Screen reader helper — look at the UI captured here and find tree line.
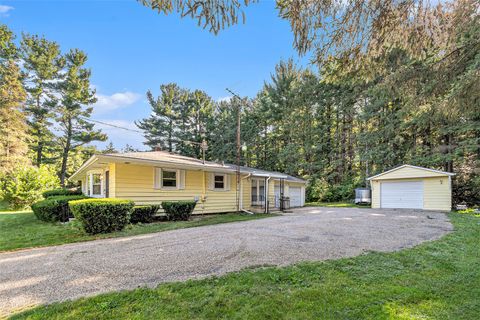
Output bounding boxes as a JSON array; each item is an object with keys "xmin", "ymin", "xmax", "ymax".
[
  {"xmin": 0, "ymin": 24, "xmax": 109, "ymax": 188},
  {"xmin": 1, "ymin": 0, "xmax": 478, "ymax": 207},
  {"xmin": 137, "ymin": 48, "xmax": 479, "ymax": 205},
  {"xmin": 135, "ymin": 0, "xmax": 479, "ymax": 205}
]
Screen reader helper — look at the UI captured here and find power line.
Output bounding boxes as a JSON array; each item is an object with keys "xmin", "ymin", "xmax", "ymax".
[
  {"xmin": 80, "ymin": 117, "xmax": 143, "ymax": 133},
  {"xmin": 80, "ymin": 116, "xmax": 208, "ymax": 158}
]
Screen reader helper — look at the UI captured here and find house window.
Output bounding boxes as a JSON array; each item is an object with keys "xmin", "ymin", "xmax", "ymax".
[
  {"xmin": 162, "ymin": 170, "xmax": 177, "ymax": 188},
  {"xmin": 92, "ymin": 173, "xmax": 102, "ymax": 195},
  {"xmin": 214, "ymin": 174, "xmax": 225, "ymax": 189},
  {"xmin": 87, "ymin": 171, "xmax": 103, "ymax": 197}
]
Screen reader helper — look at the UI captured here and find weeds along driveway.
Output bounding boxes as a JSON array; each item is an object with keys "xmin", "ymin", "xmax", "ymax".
[{"xmin": 0, "ymin": 207, "xmax": 452, "ymax": 316}]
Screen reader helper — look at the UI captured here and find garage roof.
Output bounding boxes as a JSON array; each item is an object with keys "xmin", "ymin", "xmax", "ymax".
[{"xmin": 367, "ymin": 164, "xmax": 455, "ymax": 181}]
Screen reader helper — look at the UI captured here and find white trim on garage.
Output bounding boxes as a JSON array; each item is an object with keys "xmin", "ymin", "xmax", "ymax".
[{"xmin": 367, "ymin": 164, "xmax": 455, "ymax": 180}]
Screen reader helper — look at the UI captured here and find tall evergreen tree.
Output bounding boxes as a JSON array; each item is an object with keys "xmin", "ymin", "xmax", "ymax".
[
  {"xmin": 0, "ymin": 25, "xmax": 29, "ymax": 174},
  {"xmin": 21, "ymin": 34, "xmax": 64, "ymax": 166},
  {"xmin": 136, "ymin": 83, "xmax": 186, "ymax": 152},
  {"xmin": 53, "ymin": 49, "xmax": 106, "ymax": 186}
]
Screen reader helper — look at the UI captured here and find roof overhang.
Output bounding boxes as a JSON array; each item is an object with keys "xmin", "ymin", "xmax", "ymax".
[
  {"xmin": 367, "ymin": 164, "xmax": 456, "ymax": 181},
  {"xmin": 69, "ymin": 154, "xmax": 295, "ymax": 181},
  {"xmin": 69, "ymin": 155, "xmax": 99, "ymax": 181}
]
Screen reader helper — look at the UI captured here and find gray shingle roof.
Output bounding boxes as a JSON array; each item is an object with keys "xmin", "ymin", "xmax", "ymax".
[{"xmin": 104, "ymin": 151, "xmax": 305, "ymax": 183}]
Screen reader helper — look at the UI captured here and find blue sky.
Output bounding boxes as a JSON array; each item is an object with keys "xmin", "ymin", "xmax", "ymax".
[{"xmin": 1, "ymin": 0, "xmax": 309, "ymax": 150}]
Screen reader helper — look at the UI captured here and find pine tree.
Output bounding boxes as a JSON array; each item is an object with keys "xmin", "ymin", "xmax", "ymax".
[
  {"xmin": 0, "ymin": 25, "xmax": 29, "ymax": 174},
  {"xmin": 101, "ymin": 141, "xmax": 118, "ymax": 154},
  {"xmin": 136, "ymin": 83, "xmax": 186, "ymax": 152},
  {"xmin": 53, "ymin": 49, "xmax": 106, "ymax": 186},
  {"xmin": 21, "ymin": 34, "xmax": 64, "ymax": 166}
]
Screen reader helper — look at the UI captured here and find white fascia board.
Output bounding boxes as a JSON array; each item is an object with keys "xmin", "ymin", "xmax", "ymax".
[
  {"xmin": 100, "ymin": 155, "xmax": 236, "ymax": 174},
  {"xmin": 69, "ymin": 156, "xmax": 99, "ymax": 181},
  {"xmin": 367, "ymin": 164, "xmax": 456, "ymax": 180}
]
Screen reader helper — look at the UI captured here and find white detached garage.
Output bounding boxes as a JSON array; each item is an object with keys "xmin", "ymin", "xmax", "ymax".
[{"xmin": 368, "ymin": 165, "xmax": 455, "ymax": 211}]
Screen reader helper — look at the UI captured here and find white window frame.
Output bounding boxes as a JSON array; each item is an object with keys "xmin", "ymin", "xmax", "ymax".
[
  {"xmin": 87, "ymin": 170, "xmax": 104, "ymax": 198},
  {"xmin": 214, "ymin": 174, "xmax": 226, "ymax": 190},
  {"xmin": 161, "ymin": 169, "xmax": 178, "ymax": 189}
]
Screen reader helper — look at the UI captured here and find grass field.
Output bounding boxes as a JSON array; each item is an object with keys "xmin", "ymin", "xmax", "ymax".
[
  {"xmin": 11, "ymin": 213, "xmax": 480, "ymax": 319},
  {"xmin": 305, "ymin": 201, "xmax": 370, "ymax": 208},
  {"xmin": 0, "ymin": 211, "xmax": 275, "ymax": 252}
]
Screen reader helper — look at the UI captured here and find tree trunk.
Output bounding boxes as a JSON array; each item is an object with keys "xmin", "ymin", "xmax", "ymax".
[
  {"xmin": 36, "ymin": 142, "xmax": 43, "ymax": 167},
  {"xmin": 60, "ymin": 118, "xmax": 72, "ymax": 187},
  {"xmin": 35, "ymin": 96, "xmax": 43, "ymax": 167}
]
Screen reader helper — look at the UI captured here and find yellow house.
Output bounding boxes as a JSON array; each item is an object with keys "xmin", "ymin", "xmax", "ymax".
[
  {"xmin": 367, "ymin": 164, "xmax": 455, "ymax": 211},
  {"xmin": 69, "ymin": 151, "xmax": 306, "ymax": 214}
]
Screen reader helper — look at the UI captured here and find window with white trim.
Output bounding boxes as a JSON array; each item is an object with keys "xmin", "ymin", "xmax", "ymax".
[
  {"xmin": 214, "ymin": 174, "xmax": 225, "ymax": 189},
  {"xmin": 162, "ymin": 170, "xmax": 177, "ymax": 188},
  {"xmin": 86, "ymin": 171, "xmax": 104, "ymax": 197},
  {"xmin": 91, "ymin": 173, "xmax": 102, "ymax": 195}
]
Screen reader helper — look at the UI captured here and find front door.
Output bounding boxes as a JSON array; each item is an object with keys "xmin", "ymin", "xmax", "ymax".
[{"xmin": 251, "ymin": 178, "xmax": 266, "ymax": 206}]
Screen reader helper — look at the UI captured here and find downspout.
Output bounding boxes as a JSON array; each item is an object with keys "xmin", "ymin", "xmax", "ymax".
[{"xmin": 241, "ymin": 173, "xmax": 254, "ymax": 215}]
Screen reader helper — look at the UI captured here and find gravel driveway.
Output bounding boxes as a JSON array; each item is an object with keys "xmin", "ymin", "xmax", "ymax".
[{"xmin": 0, "ymin": 207, "xmax": 452, "ymax": 316}]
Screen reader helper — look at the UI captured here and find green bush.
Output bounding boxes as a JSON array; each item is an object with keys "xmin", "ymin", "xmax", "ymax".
[
  {"xmin": 43, "ymin": 188, "xmax": 82, "ymax": 199},
  {"xmin": 130, "ymin": 205, "xmax": 160, "ymax": 224},
  {"xmin": 69, "ymin": 198, "xmax": 134, "ymax": 235},
  {"xmin": 307, "ymin": 178, "xmax": 358, "ymax": 202},
  {"xmin": 0, "ymin": 165, "xmax": 59, "ymax": 210},
  {"xmin": 31, "ymin": 195, "xmax": 89, "ymax": 222},
  {"xmin": 162, "ymin": 201, "xmax": 196, "ymax": 221}
]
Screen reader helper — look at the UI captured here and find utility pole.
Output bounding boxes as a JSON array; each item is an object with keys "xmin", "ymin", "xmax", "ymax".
[{"xmin": 226, "ymin": 88, "xmax": 242, "ymax": 213}]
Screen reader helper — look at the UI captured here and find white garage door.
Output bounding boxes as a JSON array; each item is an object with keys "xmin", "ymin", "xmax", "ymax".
[
  {"xmin": 380, "ymin": 181, "xmax": 423, "ymax": 209},
  {"xmin": 289, "ymin": 187, "xmax": 302, "ymax": 207}
]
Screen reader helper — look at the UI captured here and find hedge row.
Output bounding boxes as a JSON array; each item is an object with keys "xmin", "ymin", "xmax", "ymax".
[
  {"xmin": 32, "ymin": 195, "xmax": 197, "ymax": 234},
  {"xmin": 42, "ymin": 188, "xmax": 82, "ymax": 198},
  {"xmin": 32, "ymin": 195, "xmax": 89, "ymax": 222},
  {"xmin": 69, "ymin": 198, "xmax": 135, "ymax": 235},
  {"xmin": 130, "ymin": 205, "xmax": 160, "ymax": 224},
  {"xmin": 162, "ymin": 201, "xmax": 196, "ymax": 221}
]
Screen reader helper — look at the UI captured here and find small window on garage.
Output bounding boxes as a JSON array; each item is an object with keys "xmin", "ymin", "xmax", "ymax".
[
  {"xmin": 214, "ymin": 174, "xmax": 225, "ymax": 190},
  {"xmin": 162, "ymin": 170, "xmax": 177, "ymax": 188}
]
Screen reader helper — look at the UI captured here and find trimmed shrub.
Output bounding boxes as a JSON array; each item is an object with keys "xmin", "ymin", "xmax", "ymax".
[
  {"xmin": 0, "ymin": 165, "xmax": 59, "ymax": 210},
  {"xmin": 69, "ymin": 198, "xmax": 134, "ymax": 235},
  {"xmin": 32, "ymin": 195, "xmax": 89, "ymax": 222},
  {"xmin": 43, "ymin": 188, "xmax": 82, "ymax": 199},
  {"xmin": 130, "ymin": 205, "xmax": 160, "ymax": 224},
  {"xmin": 162, "ymin": 201, "xmax": 196, "ymax": 221}
]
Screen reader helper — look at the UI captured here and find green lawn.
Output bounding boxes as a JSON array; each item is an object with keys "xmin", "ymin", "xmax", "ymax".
[
  {"xmin": 0, "ymin": 211, "xmax": 275, "ymax": 252},
  {"xmin": 11, "ymin": 213, "xmax": 480, "ymax": 320},
  {"xmin": 306, "ymin": 201, "xmax": 370, "ymax": 208}
]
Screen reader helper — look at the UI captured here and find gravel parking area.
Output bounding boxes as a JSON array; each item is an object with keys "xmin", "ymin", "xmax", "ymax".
[{"xmin": 0, "ymin": 207, "xmax": 452, "ymax": 316}]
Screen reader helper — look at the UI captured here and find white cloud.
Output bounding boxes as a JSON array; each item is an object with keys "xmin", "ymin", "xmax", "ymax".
[
  {"xmin": 93, "ymin": 91, "xmax": 141, "ymax": 115},
  {"xmin": 0, "ymin": 5, "xmax": 13, "ymax": 16},
  {"xmin": 92, "ymin": 119, "xmax": 146, "ymax": 151},
  {"xmin": 216, "ymin": 96, "xmax": 232, "ymax": 103}
]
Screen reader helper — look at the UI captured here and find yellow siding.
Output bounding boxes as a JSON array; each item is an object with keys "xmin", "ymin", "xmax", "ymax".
[
  {"xmin": 114, "ymin": 163, "xmax": 244, "ymax": 214},
  {"xmin": 423, "ymin": 177, "xmax": 451, "ymax": 211},
  {"xmin": 241, "ymin": 177, "xmax": 252, "ymax": 209},
  {"xmin": 371, "ymin": 177, "xmax": 451, "ymax": 211},
  {"xmin": 370, "ymin": 180, "xmax": 380, "ymax": 208},
  {"xmin": 373, "ymin": 166, "xmax": 447, "ymax": 180},
  {"xmin": 108, "ymin": 163, "xmax": 116, "ymax": 198}
]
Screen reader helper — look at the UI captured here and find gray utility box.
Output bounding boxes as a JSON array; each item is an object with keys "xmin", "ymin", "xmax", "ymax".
[{"xmin": 355, "ymin": 188, "xmax": 371, "ymax": 204}]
